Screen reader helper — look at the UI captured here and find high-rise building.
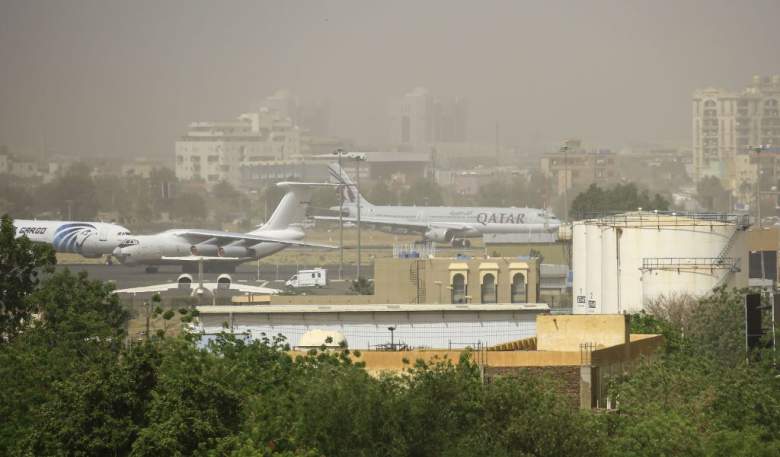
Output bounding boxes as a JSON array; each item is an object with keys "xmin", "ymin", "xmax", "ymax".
[
  {"xmin": 692, "ymin": 75, "xmax": 780, "ymax": 191},
  {"xmin": 389, "ymin": 87, "xmax": 468, "ymax": 147}
]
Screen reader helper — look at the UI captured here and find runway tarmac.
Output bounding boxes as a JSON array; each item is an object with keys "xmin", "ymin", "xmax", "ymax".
[{"xmin": 57, "ymin": 262, "xmax": 372, "ymax": 291}]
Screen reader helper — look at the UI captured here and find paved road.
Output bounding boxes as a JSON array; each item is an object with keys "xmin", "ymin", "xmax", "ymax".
[{"xmin": 57, "ymin": 262, "xmax": 373, "ymax": 290}]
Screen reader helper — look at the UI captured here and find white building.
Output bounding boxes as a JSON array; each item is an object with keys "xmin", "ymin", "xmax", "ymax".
[
  {"xmin": 692, "ymin": 75, "xmax": 780, "ymax": 192},
  {"xmin": 195, "ymin": 303, "xmax": 548, "ymax": 349},
  {"xmin": 175, "ymin": 109, "xmax": 301, "ymax": 187}
]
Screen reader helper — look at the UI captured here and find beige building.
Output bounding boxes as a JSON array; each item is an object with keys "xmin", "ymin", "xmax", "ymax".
[
  {"xmin": 175, "ymin": 109, "xmax": 301, "ymax": 187},
  {"xmin": 692, "ymin": 75, "xmax": 780, "ymax": 197},
  {"xmin": 373, "ymin": 256, "xmax": 541, "ymax": 305},
  {"xmin": 271, "ymin": 256, "xmax": 541, "ymax": 306},
  {"xmin": 540, "ymin": 139, "xmax": 617, "ymax": 196}
]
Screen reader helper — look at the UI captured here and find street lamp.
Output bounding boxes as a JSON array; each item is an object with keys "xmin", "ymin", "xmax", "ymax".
[
  {"xmin": 749, "ymin": 144, "xmax": 771, "ymax": 227},
  {"xmin": 331, "ymin": 149, "xmax": 367, "ymax": 280},
  {"xmin": 388, "ymin": 326, "xmax": 396, "ymax": 351}
]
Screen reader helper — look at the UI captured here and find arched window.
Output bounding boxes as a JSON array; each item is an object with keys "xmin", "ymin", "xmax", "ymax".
[
  {"xmin": 511, "ymin": 273, "xmax": 527, "ymax": 303},
  {"xmin": 481, "ymin": 273, "xmax": 497, "ymax": 304},
  {"xmin": 451, "ymin": 273, "xmax": 467, "ymax": 304}
]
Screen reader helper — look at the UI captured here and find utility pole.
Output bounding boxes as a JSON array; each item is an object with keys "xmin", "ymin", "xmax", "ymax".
[
  {"xmin": 750, "ymin": 145, "xmax": 769, "ymax": 227},
  {"xmin": 356, "ymin": 157, "xmax": 362, "ymax": 280},
  {"xmin": 337, "ymin": 150, "xmax": 344, "ymax": 281}
]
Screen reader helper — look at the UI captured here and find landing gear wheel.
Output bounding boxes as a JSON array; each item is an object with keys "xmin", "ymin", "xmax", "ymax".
[
  {"xmin": 464, "ymin": 239, "xmax": 471, "ymax": 248},
  {"xmin": 144, "ymin": 266, "xmax": 159, "ymax": 274}
]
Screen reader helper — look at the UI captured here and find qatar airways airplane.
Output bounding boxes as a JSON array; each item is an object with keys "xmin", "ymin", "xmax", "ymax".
[{"xmin": 316, "ymin": 163, "xmax": 560, "ymax": 247}]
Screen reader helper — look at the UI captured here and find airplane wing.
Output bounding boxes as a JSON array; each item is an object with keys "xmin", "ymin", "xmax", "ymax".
[
  {"xmin": 169, "ymin": 230, "xmax": 336, "ymax": 249},
  {"xmin": 114, "ymin": 283, "xmax": 180, "ymax": 294},
  {"xmin": 313, "ymin": 215, "xmax": 471, "ymax": 232},
  {"xmin": 161, "ymin": 255, "xmax": 244, "ymax": 262},
  {"xmin": 202, "ymin": 282, "xmax": 281, "ymax": 294},
  {"xmin": 114, "ymin": 282, "xmax": 281, "ymax": 295}
]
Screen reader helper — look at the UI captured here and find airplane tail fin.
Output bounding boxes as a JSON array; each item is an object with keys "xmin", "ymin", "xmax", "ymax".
[
  {"xmin": 327, "ymin": 162, "xmax": 373, "ymax": 207},
  {"xmin": 256, "ymin": 182, "xmax": 336, "ymax": 231}
]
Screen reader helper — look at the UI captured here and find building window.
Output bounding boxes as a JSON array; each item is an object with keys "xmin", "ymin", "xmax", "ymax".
[
  {"xmin": 511, "ymin": 273, "xmax": 527, "ymax": 303},
  {"xmin": 481, "ymin": 273, "xmax": 497, "ymax": 304},
  {"xmin": 451, "ymin": 273, "xmax": 467, "ymax": 304},
  {"xmin": 207, "ymin": 155, "xmax": 219, "ymax": 163}
]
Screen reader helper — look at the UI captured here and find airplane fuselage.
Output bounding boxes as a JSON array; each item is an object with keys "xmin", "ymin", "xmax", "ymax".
[
  {"xmin": 114, "ymin": 228, "xmax": 304, "ymax": 266},
  {"xmin": 334, "ymin": 204, "xmax": 559, "ymax": 236},
  {"xmin": 14, "ymin": 219, "xmax": 132, "ymax": 258}
]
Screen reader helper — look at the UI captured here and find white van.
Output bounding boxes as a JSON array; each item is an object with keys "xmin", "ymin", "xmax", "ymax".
[{"xmin": 286, "ymin": 268, "xmax": 327, "ymax": 288}]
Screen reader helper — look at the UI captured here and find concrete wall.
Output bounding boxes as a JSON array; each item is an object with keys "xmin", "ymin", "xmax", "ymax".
[{"xmin": 536, "ymin": 314, "xmax": 628, "ymax": 352}]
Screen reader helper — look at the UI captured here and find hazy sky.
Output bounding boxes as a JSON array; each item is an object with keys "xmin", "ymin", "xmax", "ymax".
[{"xmin": 1, "ymin": 0, "xmax": 779, "ymax": 158}]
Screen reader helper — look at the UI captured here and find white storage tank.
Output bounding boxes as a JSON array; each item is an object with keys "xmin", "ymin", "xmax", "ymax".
[
  {"xmin": 572, "ymin": 222, "xmax": 588, "ymax": 312},
  {"xmin": 573, "ymin": 212, "xmax": 739, "ymax": 314}
]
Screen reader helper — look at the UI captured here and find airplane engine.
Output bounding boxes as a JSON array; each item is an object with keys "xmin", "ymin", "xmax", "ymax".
[
  {"xmin": 216, "ymin": 274, "xmax": 232, "ymax": 290},
  {"xmin": 190, "ymin": 244, "xmax": 219, "ymax": 256},
  {"xmin": 424, "ymin": 228, "xmax": 454, "ymax": 243},
  {"xmin": 190, "ymin": 245, "xmax": 252, "ymax": 258},
  {"xmin": 177, "ymin": 274, "xmax": 193, "ymax": 289},
  {"xmin": 217, "ymin": 246, "xmax": 254, "ymax": 258}
]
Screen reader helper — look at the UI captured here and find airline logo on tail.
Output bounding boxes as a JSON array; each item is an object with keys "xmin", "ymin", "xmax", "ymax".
[
  {"xmin": 327, "ymin": 164, "xmax": 357, "ymax": 204},
  {"xmin": 53, "ymin": 223, "xmax": 96, "ymax": 253}
]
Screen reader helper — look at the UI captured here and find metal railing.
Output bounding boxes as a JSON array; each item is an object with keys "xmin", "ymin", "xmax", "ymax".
[
  {"xmin": 576, "ymin": 211, "xmax": 750, "ymax": 228},
  {"xmin": 641, "ymin": 257, "xmax": 738, "ymax": 270}
]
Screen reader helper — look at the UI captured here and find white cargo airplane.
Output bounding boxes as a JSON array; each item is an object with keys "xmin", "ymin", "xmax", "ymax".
[
  {"xmin": 316, "ymin": 163, "xmax": 560, "ymax": 246},
  {"xmin": 112, "ymin": 182, "xmax": 335, "ymax": 272},
  {"xmin": 14, "ymin": 219, "xmax": 132, "ymax": 258}
]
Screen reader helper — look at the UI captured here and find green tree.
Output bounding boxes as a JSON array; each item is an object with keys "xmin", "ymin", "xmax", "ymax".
[
  {"xmin": 570, "ymin": 183, "xmax": 669, "ymax": 217},
  {"xmin": 0, "ymin": 215, "xmax": 56, "ymax": 341},
  {"xmin": 367, "ymin": 180, "xmax": 395, "ymax": 205},
  {"xmin": 696, "ymin": 176, "xmax": 731, "ymax": 212},
  {"xmin": 400, "ymin": 178, "xmax": 444, "ymax": 206},
  {"xmin": 171, "ymin": 192, "xmax": 207, "ymax": 223},
  {"xmin": 42, "ymin": 162, "xmax": 100, "ymax": 219}
]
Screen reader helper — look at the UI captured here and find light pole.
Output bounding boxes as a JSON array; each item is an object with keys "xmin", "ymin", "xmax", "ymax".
[
  {"xmin": 749, "ymin": 145, "xmax": 770, "ymax": 227},
  {"xmin": 356, "ymin": 156, "xmax": 363, "ymax": 280},
  {"xmin": 388, "ymin": 326, "xmax": 396, "ymax": 351},
  {"xmin": 337, "ymin": 150, "xmax": 344, "ymax": 280},
  {"xmin": 330, "ymin": 150, "xmax": 367, "ymax": 280}
]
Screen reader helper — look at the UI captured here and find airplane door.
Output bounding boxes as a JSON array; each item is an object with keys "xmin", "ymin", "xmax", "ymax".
[{"xmin": 98, "ymin": 225, "xmax": 109, "ymax": 242}]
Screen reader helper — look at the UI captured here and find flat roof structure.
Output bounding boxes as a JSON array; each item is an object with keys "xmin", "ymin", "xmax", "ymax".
[{"xmin": 195, "ymin": 303, "xmax": 549, "ymax": 350}]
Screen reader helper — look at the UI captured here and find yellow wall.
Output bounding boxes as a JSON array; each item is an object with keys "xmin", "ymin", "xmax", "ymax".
[
  {"xmin": 485, "ymin": 242, "xmax": 569, "ymax": 265},
  {"xmin": 536, "ymin": 314, "xmax": 628, "ymax": 352},
  {"xmin": 373, "ymin": 257, "xmax": 541, "ymax": 304},
  {"xmin": 286, "ymin": 333, "xmax": 662, "ymax": 376}
]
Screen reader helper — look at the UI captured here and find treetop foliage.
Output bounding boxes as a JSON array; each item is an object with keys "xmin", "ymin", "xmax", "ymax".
[
  {"xmin": 1, "ymin": 216, "xmax": 779, "ymax": 456},
  {"xmin": 571, "ymin": 183, "xmax": 670, "ymax": 217}
]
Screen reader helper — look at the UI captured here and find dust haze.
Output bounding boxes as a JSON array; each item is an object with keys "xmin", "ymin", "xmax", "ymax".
[{"xmin": 2, "ymin": 0, "xmax": 779, "ymax": 157}]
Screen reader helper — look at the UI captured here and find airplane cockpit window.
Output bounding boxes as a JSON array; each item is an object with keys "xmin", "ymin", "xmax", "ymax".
[{"xmin": 118, "ymin": 239, "xmax": 139, "ymax": 248}]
